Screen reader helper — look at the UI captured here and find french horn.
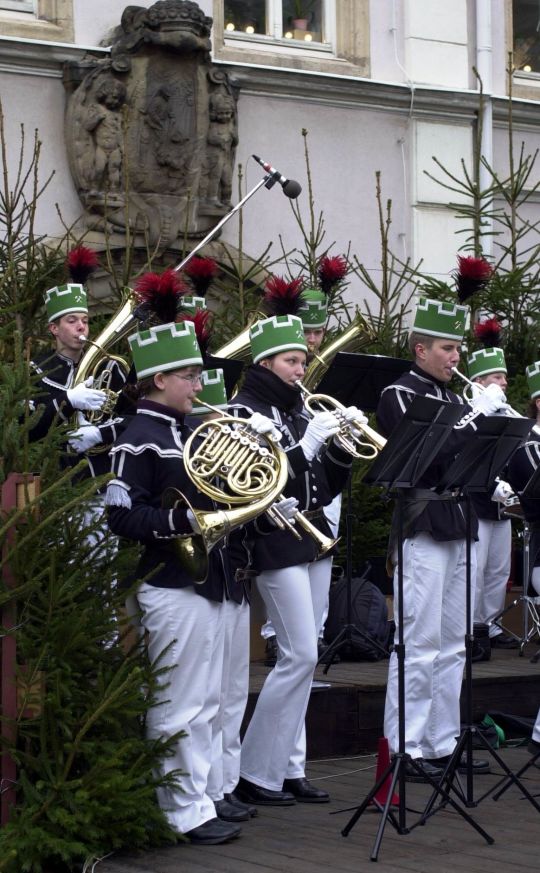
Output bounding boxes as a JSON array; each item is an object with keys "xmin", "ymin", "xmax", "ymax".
[{"xmin": 176, "ymin": 408, "xmax": 338, "ymax": 581}]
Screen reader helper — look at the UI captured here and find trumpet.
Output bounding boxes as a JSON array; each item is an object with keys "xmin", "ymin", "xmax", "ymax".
[
  {"xmin": 296, "ymin": 383, "xmax": 386, "ymax": 460},
  {"xmin": 451, "ymin": 368, "xmax": 523, "ymax": 418}
]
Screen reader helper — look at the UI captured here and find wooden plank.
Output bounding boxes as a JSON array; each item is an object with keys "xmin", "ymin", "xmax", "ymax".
[{"xmin": 99, "ymin": 748, "xmax": 540, "ymax": 873}]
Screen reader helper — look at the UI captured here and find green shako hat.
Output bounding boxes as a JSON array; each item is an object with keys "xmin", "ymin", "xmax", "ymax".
[
  {"xmin": 129, "ymin": 321, "xmax": 203, "ymax": 379},
  {"xmin": 178, "ymin": 296, "xmax": 206, "ymax": 315},
  {"xmin": 468, "ymin": 347, "xmax": 507, "ymax": 380},
  {"xmin": 526, "ymin": 361, "xmax": 540, "ymax": 399},
  {"xmin": 250, "ymin": 314, "xmax": 307, "ymax": 364},
  {"xmin": 413, "ymin": 297, "xmax": 468, "ymax": 340},
  {"xmin": 298, "ymin": 289, "xmax": 328, "ymax": 328},
  {"xmin": 191, "ymin": 368, "xmax": 227, "ymax": 416},
  {"xmin": 44, "ymin": 283, "xmax": 88, "ymax": 323}
]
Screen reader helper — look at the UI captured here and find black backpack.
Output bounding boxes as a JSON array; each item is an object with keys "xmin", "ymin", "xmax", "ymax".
[{"xmin": 324, "ymin": 564, "xmax": 390, "ymax": 662}]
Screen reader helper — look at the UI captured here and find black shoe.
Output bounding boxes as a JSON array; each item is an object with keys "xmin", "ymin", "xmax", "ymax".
[
  {"xmin": 214, "ymin": 798, "xmax": 250, "ymax": 822},
  {"xmin": 236, "ymin": 777, "xmax": 296, "ymax": 806},
  {"xmin": 283, "ymin": 777, "xmax": 330, "ymax": 803},
  {"xmin": 264, "ymin": 636, "xmax": 278, "ymax": 667},
  {"xmin": 490, "ymin": 633, "xmax": 519, "ymax": 649},
  {"xmin": 403, "ymin": 758, "xmax": 445, "ymax": 783},
  {"xmin": 185, "ymin": 817, "xmax": 241, "ymax": 845},
  {"xmin": 317, "ymin": 640, "xmax": 340, "ymax": 665},
  {"xmin": 471, "ymin": 639, "xmax": 490, "ymax": 662},
  {"xmin": 427, "ymin": 754, "xmax": 491, "ymax": 775},
  {"xmin": 224, "ymin": 792, "xmax": 258, "ymax": 818},
  {"xmin": 528, "ymin": 738, "xmax": 540, "ymax": 757}
]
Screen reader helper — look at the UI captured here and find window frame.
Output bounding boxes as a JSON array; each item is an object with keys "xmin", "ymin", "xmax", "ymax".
[
  {"xmin": 213, "ymin": 0, "xmax": 370, "ymax": 78},
  {"xmin": 223, "ymin": 0, "xmax": 334, "ymax": 51},
  {"xmin": 0, "ymin": 0, "xmax": 74, "ymax": 42}
]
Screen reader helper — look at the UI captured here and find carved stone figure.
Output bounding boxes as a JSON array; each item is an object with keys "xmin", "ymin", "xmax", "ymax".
[
  {"xmin": 199, "ymin": 89, "xmax": 239, "ymax": 207},
  {"xmin": 63, "ymin": 1, "xmax": 238, "ymax": 247}
]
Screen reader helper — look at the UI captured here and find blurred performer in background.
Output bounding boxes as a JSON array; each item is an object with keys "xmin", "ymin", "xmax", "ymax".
[
  {"xmin": 507, "ymin": 362, "xmax": 540, "ymax": 760},
  {"xmin": 466, "ymin": 336, "xmax": 518, "ymax": 651},
  {"xmin": 231, "ymin": 313, "xmax": 363, "ymax": 806},
  {"xmin": 29, "ymin": 247, "xmax": 127, "ymax": 551},
  {"xmin": 376, "ymin": 299, "xmax": 503, "ymax": 781}
]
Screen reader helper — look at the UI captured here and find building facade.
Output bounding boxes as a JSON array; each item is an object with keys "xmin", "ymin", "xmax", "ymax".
[{"xmin": 0, "ymin": 1, "xmax": 539, "ymax": 292}]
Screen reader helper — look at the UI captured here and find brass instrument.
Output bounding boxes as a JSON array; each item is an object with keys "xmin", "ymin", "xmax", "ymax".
[
  {"xmin": 297, "ymin": 382, "xmax": 386, "ymax": 460},
  {"xmin": 451, "ymin": 367, "xmax": 523, "ymax": 418},
  {"xmin": 212, "ymin": 311, "xmax": 263, "ymax": 364},
  {"xmin": 178, "ymin": 409, "xmax": 338, "ymax": 579},
  {"xmin": 72, "ymin": 296, "xmax": 135, "ymax": 430},
  {"xmin": 302, "ymin": 313, "xmax": 374, "ymax": 390},
  {"xmin": 78, "ymin": 337, "xmax": 130, "ymax": 425}
]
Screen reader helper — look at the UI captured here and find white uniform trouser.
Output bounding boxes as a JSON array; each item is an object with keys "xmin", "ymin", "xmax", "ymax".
[
  {"xmin": 240, "ymin": 558, "xmax": 332, "ymax": 791},
  {"xmin": 261, "ymin": 497, "xmax": 341, "ymax": 643},
  {"xmin": 473, "ymin": 518, "xmax": 511, "ymax": 637},
  {"xmin": 385, "ymin": 533, "xmax": 474, "ymax": 760},
  {"xmin": 137, "ymin": 583, "xmax": 224, "ymax": 834},
  {"xmin": 207, "ymin": 598, "xmax": 250, "ymax": 799},
  {"xmin": 533, "ymin": 707, "xmax": 540, "ymax": 744}
]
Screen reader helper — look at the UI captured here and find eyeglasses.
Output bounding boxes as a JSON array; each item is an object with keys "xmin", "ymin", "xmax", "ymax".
[{"xmin": 170, "ymin": 372, "xmax": 203, "ymax": 385}]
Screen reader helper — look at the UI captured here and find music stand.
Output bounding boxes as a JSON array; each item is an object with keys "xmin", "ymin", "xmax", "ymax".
[
  {"xmin": 337, "ymin": 396, "xmax": 494, "ymax": 860},
  {"xmin": 316, "ymin": 355, "xmax": 410, "ymax": 670},
  {"xmin": 418, "ymin": 414, "xmax": 540, "ymax": 816}
]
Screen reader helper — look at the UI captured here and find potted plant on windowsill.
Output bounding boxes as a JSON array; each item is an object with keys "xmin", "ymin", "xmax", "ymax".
[{"xmin": 291, "ymin": 0, "xmax": 315, "ymax": 31}]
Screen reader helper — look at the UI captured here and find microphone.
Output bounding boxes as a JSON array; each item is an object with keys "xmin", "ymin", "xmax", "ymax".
[{"xmin": 252, "ymin": 155, "xmax": 302, "ymax": 199}]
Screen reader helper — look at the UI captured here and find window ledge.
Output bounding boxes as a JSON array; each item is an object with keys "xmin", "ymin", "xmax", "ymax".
[{"xmin": 0, "ymin": 1, "xmax": 74, "ymax": 43}]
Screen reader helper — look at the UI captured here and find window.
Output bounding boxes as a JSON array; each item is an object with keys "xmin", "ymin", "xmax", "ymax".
[
  {"xmin": 0, "ymin": 1, "xmax": 35, "ymax": 10},
  {"xmin": 213, "ymin": 0, "xmax": 369, "ymax": 79},
  {"xmin": 513, "ymin": 0, "xmax": 540, "ymax": 73},
  {"xmin": 224, "ymin": 0, "xmax": 330, "ymax": 48},
  {"xmin": 0, "ymin": 1, "xmax": 73, "ymax": 41}
]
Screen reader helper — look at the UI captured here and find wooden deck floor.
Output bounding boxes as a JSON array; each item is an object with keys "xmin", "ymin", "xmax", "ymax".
[{"xmin": 99, "ymin": 747, "xmax": 540, "ymax": 873}]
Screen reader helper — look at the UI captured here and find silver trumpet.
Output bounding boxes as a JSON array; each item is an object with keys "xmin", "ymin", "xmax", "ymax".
[{"xmin": 451, "ymin": 367, "xmax": 523, "ymax": 418}]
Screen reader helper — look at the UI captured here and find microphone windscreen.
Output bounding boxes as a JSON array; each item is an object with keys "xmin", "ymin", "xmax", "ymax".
[{"xmin": 282, "ymin": 179, "xmax": 302, "ymax": 199}]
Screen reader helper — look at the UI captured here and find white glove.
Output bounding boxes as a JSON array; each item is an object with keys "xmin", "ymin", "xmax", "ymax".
[
  {"xmin": 67, "ymin": 425, "xmax": 103, "ymax": 453},
  {"xmin": 299, "ymin": 411, "xmax": 340, "ymax": 461},
  {"xmin": 470, "ymin": 383, "xmax": 507, "ymax": 416},
  {"xmin": 270, "ymin": 496, "xmax": 299, "ymax": 526},
  {"xmin": 491, "ymin": 480, "xmax": 515, "ymax": 504},
  {"xmin": 340, "ymin": 405, "xmax": 368, "ymax": 426},
  {"xmin": 186, "ymin": 509, "xmax": 201, "ymax": 533},
  {"xmin": 66, "ymin": 378, "xmax": 107, "ymax": 412},
  {"xmin": 469, "ymin": 382, "xmax": 484, "ymax": 400},
  {"xmin": 246, "ymin": 412, "xmax": 282, "ymax": 443}
]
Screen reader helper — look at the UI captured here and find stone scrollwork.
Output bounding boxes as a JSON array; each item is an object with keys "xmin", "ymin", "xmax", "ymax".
[{"xmin": 63, "ymin": 1, "xmax": 238, "ymax": 247}]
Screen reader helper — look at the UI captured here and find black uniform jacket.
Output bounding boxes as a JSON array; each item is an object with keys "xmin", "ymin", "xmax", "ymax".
[
  {"xmin": 228, "ymin": 364, "xmax": 353, "ymax": 572},
  {"xmin": 507, "ymin": 425, "xmax": 540, "ymax": 572},
  {"xmin": 106, "ymin": 400, "xmax": 246, "ymax": 603},
  {"xmin": 28, "ymin": 349, "xmax": 128, "ymax": 481},
  {"xmin": 377, "ymin": 364, "xmax": 484, "ymax": 542}
]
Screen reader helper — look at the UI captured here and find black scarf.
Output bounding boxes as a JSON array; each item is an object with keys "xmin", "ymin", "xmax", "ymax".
[{"xmin": 242, "ymin": 364, "xmax": 304, "ymax": 414}]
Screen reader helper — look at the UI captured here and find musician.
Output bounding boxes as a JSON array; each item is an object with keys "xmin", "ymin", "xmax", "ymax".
[
  {"xmin": 262, "ymin": 287, "xmax": 338, "ymax": 666},
  {"xmin": 188, "ymin": 368, "xmax": 257, "ymax": 823},
  {"xmin": 467, "ymin": 347, "xmax": 518, "ymax": 650},
  {"xmin": 230, "ymin": 314, "xmax": 363, "ymax": 805},
  {"xmin": 105, "ymin": 322, "xmax": 277, "ymax": 844},
  {"xmin": 376, "ymin": 298, "xmax": 504, "ymax": 781}
]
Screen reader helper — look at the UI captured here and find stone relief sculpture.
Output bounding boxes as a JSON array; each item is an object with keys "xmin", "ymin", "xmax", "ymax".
[{"xmin": 63, "ymin": 0, "xmax": 238, "ymax": 247}]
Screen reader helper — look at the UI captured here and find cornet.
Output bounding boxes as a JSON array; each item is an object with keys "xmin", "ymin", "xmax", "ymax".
[{"xmin": 296, "ymin": 382, "xmax": 386, "ymax": 460}]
